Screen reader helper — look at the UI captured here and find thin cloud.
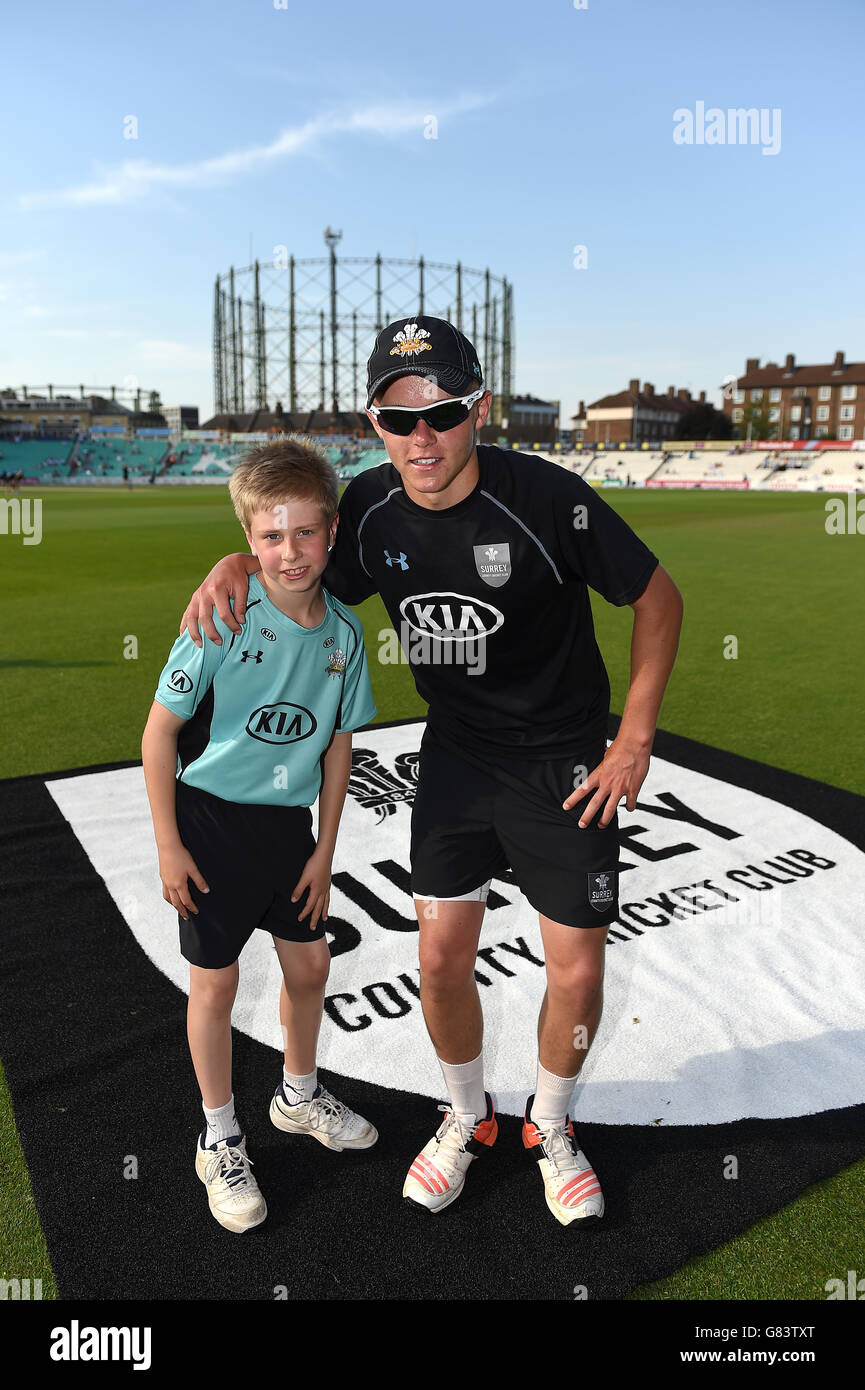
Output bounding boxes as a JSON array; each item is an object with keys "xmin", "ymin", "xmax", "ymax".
[
  {"xmin": 22, "ymin": 301, "xmax": 120, "ymax": 318},
  {"xmin": 138, "ymin": 340, "xmax": 211, "ymax": 369},
  {"xmin": 0, "ymin": 249, "xmax": 45, "ymax": 266},
  {"xmin": 18, "ymin": 94, "xmax": 490, "ymax": 211}
]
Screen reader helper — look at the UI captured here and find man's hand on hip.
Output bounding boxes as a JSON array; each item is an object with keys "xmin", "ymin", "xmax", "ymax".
[
  {"xmin": 179, "ymin": 553, "xmax": 259, "ymax": 647},
  {"xmin": 563, "ymin": 735, "xmax": 652, "ymax": 828}
]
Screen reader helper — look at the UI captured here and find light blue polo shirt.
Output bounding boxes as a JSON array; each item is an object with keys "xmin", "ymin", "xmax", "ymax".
[{"xmin": 154, "ymin": 574, "xmax": 376, "ymax": 805}]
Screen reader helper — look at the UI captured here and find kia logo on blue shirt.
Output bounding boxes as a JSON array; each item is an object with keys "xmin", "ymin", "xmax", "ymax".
[{"xmin": 245, "ymin": 703, "xmax": 317, "ymax": 744}]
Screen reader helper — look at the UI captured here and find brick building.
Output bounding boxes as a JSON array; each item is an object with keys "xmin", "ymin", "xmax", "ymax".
[
  {"xmin": 723, "ymin": 352, "xmax": 864, "ymax": 440},
  {"xmin": 0, "ymin": 392, "xmax": 131, "ymax": 439},
  {"xmin": 572, "ymin": 381, "xmax": 707, "ymax": 445},
  {"xmin": 506, "ymin": 394, "xmax": 559, "ymax": 443}
]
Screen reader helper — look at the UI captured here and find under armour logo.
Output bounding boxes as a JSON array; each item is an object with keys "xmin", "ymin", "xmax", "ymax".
[
  {"xmin": 241, "ymin": 650, "xmax": 263, "ymax": 663},
  {"xmin": 384, "ymin": 550, "xmax": 409, "ymax": 570}
]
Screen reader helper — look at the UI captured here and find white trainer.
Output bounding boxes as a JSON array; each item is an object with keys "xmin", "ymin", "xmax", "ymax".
[
  {"xmin": 403, "ymin": 1094, "xmax": 498, "ymax": 1213},
  {"xmin": 194, "ymin": 1132, "xmax": 267, "ymax": 1233},
  {"xmin": 269, "ymin": 1083, "xmax": 378, "ymax": 1151},
  {"xmin": 522, "ymin": 1098, "xmax": 604, "ymax": 1226}
]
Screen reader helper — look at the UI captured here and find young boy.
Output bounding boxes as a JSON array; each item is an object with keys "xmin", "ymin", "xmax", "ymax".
[{"xmin": 141, "ymin": 438, "xmax": 378, "ymax": 1234}]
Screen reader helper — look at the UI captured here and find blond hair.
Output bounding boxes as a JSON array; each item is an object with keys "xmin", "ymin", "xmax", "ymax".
[{"xmin": 228, "ymin": 435, "xmax": 339, "ymax": 532}]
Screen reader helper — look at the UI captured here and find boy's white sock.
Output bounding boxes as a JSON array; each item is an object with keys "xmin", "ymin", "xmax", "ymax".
[
  {"xmin": 282, "ymin": 1066, "xmax": 317, "ymax": 1105},
  {"xmin": 203, "ymin": 1095, "xmax": 239, "ymax": 1146},
  {"xmin": 438, "ymin": 1050, "xmax": 486, "ymax": 1122},
  {"xmin": 531, "ymin": 1062, "xmax": 579, "ymax": 1128}
]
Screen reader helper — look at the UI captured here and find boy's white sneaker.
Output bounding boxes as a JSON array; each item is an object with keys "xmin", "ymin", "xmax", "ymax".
[
  {"xmin": 194, "ymin": 1132, "xmax": 267, "ymax": 1233},
  {"xmin": 269, "ymin": 1083, "xmax": 378, "ymax": 1151}
]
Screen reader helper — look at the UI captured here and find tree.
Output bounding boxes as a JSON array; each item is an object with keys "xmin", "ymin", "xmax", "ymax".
[
  {"xmin": 674, "ymin": 402, "xmax": 734, "ymax": 441},
  {"xmin": 732, "ymin": 398, "xmax": 776, "ymax": 440},
  {"xmin": 148, "ymin": 390, "xmax": 163, "ymax": 414}
]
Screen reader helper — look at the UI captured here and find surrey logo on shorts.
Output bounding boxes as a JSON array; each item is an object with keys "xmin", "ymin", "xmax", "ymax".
[
  {"xmin": 588, "ymin": 871, "xmax": 616, "ymax": 912},
  {"xmin": 388, "ymin": 322, "xmax": 431, "ymax": 358},
  {"xmin": 473, "ymin": 543, "xmax": 511, "ymax": 588},
  {"xmin": 168, "ymin": 670, "xmax": 193, "ymax": 694}
]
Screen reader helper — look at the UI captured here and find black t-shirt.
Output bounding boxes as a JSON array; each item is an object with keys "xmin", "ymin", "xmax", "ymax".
[{"xmin": 323, "ymin": 445, "xmax": 658, "ymax": 760}]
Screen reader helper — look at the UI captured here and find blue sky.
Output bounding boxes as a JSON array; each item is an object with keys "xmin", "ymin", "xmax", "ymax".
[{"xmin": 2, "ymin": 0, "xmax": 863, "ymax": 425}]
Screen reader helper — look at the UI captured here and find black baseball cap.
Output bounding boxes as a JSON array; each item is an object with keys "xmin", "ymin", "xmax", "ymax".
[{"xmin": 366, "ymin": 315, "xmax": 484, "ymax": 409}]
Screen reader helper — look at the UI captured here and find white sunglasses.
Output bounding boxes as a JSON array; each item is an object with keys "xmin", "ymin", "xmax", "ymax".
[{"xmin": 368, "ymin": 386, "xmax": 485, "ymax": 435}]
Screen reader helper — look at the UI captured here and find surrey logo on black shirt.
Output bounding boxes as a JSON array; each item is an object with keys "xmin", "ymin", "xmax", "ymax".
[{"xmin": 473, "ymin": 542, "xmax": 511, "ymax": 588}]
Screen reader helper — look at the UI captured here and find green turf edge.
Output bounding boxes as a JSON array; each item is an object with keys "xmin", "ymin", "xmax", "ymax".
[
  {"xmin": 629, "ymin": 1154, "xmax": 865, "ymax": 1301},
  {"xmin": 0, "ymin": 1056, "xmax": 59, "ymax": 1299}
]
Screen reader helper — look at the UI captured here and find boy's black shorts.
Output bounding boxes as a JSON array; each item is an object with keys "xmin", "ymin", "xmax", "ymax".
[
  {"xmin": 410, "ymin": 725, "xmax": 620, "ymax": 929},
  {"xmin": 175, "ymin": 780, "xmax": 325, "ymax": 969}
]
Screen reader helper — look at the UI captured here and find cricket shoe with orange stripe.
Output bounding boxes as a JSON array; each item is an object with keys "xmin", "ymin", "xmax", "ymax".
[
  {"xmin": 522, "ymin": 1096, "xmax": 604, "ymax": 1227},
  {"xmin": 403, "ymin": 1094, "xmax": 498, "ymax": 1213}
]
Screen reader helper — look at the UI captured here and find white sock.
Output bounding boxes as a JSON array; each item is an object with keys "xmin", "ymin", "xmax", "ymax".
[
  {"xmin": 203, "ymin": 1095, "xmax": 239, "ymax": 1146},
  {"xmin": 282, "ymin": 1066, "xmax": 317, "ymax": 1105},
  {"xmin": 531, "ymin": 1062, "xmax": 579, "ymax": 1128},
  {"xmin": 438, "ymin": 1050, "xmax": 486, "ymax": 1121}
]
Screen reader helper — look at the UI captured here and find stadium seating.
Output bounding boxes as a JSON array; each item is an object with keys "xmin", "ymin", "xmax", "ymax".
[
  {"xmin": 754, "ymin": 451, "xmax": 865, "ymax": 491},
  {"xmin": 649, "ymin": 451, "xmax": 766, "ymax": 487},
  {"xmin": 4, "ymin": 431, "xmax": 859, "ymax": 492},
  {"xmin": 578, "ymin": 451, "xmax": 667, "ymax": 484},
  {"xmin": 69, "ymin": 437, "xmax": 169, "ymax": 480},
  {"xmin": 0, "ymin": 439, "xmax": 75, "ymax": 480}
]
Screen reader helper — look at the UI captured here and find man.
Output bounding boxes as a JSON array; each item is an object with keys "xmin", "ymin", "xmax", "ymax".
[{"xmin": 181, "ymin": 316, "xmax": 683, "ymax": 1226}]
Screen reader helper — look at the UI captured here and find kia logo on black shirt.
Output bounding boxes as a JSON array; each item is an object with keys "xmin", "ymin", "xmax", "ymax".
[{"xmin": 398, "ymin": 592, "xmax": 504, "ymax": 641}]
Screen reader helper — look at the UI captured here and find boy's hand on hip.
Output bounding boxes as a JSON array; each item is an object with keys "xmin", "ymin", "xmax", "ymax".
[
  {"xmin": 158, "ymin": 843, "xmax": 210, "ymax": 920},
  {"xmin": 292, "ymin": 847, "xmax": 333, "ymax": 930},
  {"xmin": 562, "ymin": 736, "xmax": 651, "ymax": 828}
]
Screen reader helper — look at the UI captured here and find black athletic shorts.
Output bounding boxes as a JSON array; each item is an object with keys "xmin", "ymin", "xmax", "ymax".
[
  {"xmin": 174, "ymin": 780, "xmax": 325, "ymax": 969},
  {"xmin": 410, "ymin": 724, "xmax": 619, "ymax": 928}
]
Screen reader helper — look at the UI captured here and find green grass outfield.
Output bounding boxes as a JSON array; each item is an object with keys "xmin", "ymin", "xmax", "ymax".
[{"xmin": 1, "ymin": 483, "xmax": 863, "ymax": 1299}]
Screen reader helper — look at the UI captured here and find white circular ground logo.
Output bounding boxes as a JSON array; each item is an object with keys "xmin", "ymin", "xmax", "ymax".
[{"xmin": 47, "ymin": 720, "xmax": 865, "ymax": 1124}]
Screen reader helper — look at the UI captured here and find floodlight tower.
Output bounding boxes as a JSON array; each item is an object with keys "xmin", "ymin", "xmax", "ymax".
[{"xmin": 324, "ymin": 227, "xmax": 343, "ymax": 414}]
